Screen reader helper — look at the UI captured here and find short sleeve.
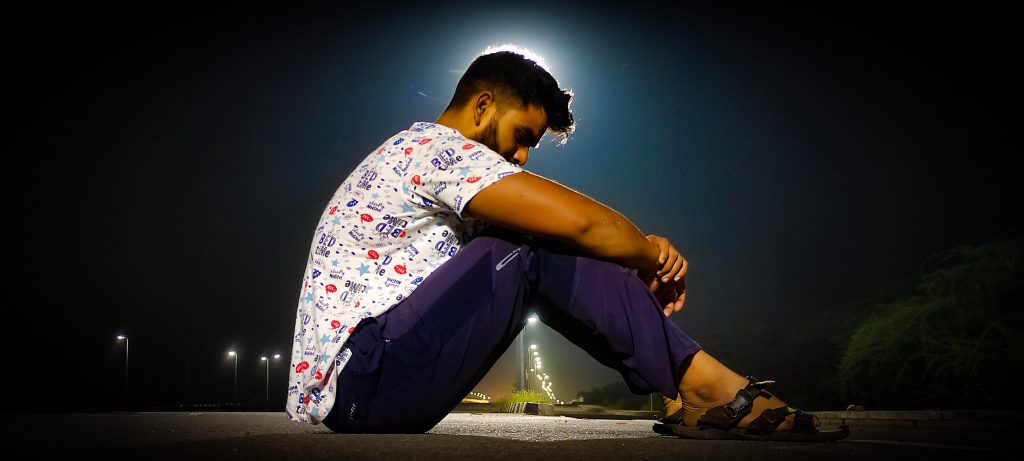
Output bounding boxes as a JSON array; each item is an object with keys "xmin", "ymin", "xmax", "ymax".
[{"xmin": 408, "ymin": 138, "xmax": 525, "ymax": 219}]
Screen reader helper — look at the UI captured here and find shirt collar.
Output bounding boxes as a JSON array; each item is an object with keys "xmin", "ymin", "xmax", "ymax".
[{"xmin": 410, "ymin": 121, "xmax": 460, "ymax": 136}]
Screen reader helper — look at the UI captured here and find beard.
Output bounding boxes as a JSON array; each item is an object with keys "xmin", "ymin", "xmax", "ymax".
[{"xmin": 470, "ymin": 117, "xmax": 500, "ymax": 153}]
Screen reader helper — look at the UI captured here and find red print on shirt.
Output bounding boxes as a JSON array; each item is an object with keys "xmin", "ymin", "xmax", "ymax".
[
  {"xmin": 296, "ymin": 361, "xmax": 310, "ymax": 373},
  {"xmin": 329, "ymin": 205, "xmax": 339, "ymax": 215},
  {"xmin": 394, "ymin": 264, "xmax": 407, "ymax": 275},
  {"xmin": 360, "ymin": 214, "xmax": 373, "ymax": 222},
  {"xmin": 412, "ymin": 175, "xmax": 421, "ymax": 185},
  {"xmin": 404, "ymin": 147, "xmax": 413, "ymax": 156},
  {"xmin": 367, "ymin": 250, "xmax": 379, "ymax": 259},
  {"xmin": 467, "ymin": 176, "xmax": 482, "ymax": 183},
  {"xmin": 462, "ymin": 143, "xmax": 474, "ymax": 150},
  {"xmin": 325, "ymin": 284, "xmax": 337, "ymax": 293},
  {"xmin": 418, "ymin": 138, "xmax": 432, "ymax": 145},
  {"xmin": 331, "ymin": 320, "xmax": 341, "ymax": 329}
]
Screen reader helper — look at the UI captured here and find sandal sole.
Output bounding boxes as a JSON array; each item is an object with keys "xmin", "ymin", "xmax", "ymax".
[
  {"xmin": 654, "ymin": 423, "xmax": 851, "ymax": 442},
  {"xmin": 653, "ymin": 423, "xmax": 745, "ymax": 440}
]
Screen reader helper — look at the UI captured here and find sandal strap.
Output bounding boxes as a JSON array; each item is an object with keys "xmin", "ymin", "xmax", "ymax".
[
  {"xmin": 696, "ymin": 376, "xmax": 774, "ymax": 430},
  {"xmin": 746, "ymin": 406, "xmax": 820, "ymax": 435},
  {"xmin": 745, "ymin": 406, "xmax": 797, "ymax": 435},
  {"xmin": 791, "ymin": 410, "xmax": 817, "ymax": 434},
  {"xmin": 659, "ymin": 407, "xmax": 685, "ymax": 425}
]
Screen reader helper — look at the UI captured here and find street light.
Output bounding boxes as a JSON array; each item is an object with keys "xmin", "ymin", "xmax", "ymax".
[
  {"xmin": 228, "ymin": 351, "xmax": 238, "ymax": 402},
  {"xmin": 261, "ymin": 354, "xmax": 280, "ymax": 402},
  {"xmin": 522, "ymin": 316, "xmax": 538, "ymax": 392},
  {"xmin": 116, "ymin": 335, "xmax": 128, "ymax": 404}
]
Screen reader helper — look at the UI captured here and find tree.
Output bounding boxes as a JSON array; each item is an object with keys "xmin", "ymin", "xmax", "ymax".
[{"xmin": 832, "ymin": 231, "xmax": 1023, "ymax": 409}]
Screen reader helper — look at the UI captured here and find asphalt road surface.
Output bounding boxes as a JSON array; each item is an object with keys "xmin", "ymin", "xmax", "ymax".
[{"xmin": 1, "ymin": 412, "xmax": 1010, "ymax": 460}]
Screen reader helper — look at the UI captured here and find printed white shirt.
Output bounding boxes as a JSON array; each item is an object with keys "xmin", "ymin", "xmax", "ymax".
[{"xmin": 286, "ymin": 121, "xmax": 526, "ymax": 424}]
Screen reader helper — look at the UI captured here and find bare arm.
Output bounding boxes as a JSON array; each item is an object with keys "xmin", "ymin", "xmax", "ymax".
[{"xmin": 463, "ymin": 171, "xmax": 662, "ymax": 278}]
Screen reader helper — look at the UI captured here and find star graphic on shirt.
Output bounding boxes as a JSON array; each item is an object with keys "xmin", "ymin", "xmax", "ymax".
[
  {"xmin": 310, "ymin": 407, "xmax": 320, "ymax": 418},
  {"xmin": 331, "ymin": 217, "xmax": 341, "ymax": 225},
  {"xmin": 357, "ymin": 263, "xmax": 370, "ymax": 275},
  {"xmin": 371, "ymin": 192, "xmax": 380, "ymax": 200},
  {"xmin": 331, "ymin": 259, "xmax": 339, "ymax": 267},
  {"xmin": 304, "ymin": 292, "xmax": 314, "ymax": 303},
  {"xmin": 402, "ymin": 182, "xmax": 410, "ymax": 195},
  {"xmin": 413, "ymin": 161, "xmax": 422, "ymax": 169},
  {"xmin": 320, "ymin": 334, "xmax": 331, "ymax": 346},
  {"xmin": 457, "ymin": 166, "xmax": 471, "ymax": 177},
  {"xmin": 400, "ymin": 202, "xmax": 414, "ymax": 213}
]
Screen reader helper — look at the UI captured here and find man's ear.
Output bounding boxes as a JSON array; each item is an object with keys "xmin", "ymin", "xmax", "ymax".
[{"xmin": 473, "ymin": 91, "xmax": 495, "ymax": 127}]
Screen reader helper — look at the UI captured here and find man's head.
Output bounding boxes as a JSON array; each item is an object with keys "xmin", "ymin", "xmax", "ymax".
[{"xmin": 438, "ymin": 48, "xmax": 574, "ymax": 167}]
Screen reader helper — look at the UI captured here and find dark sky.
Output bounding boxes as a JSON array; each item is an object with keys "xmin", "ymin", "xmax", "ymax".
[{"xmin": 16, "ymin": 3, "xmax": 1019, "ymax": 411}]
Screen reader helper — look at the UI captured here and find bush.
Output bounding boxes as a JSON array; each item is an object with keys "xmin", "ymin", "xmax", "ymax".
[
  {"xmin": 498, "ymin": 389, "xmax": 553, "ymax": 406},
  {"xmin": 832, "ymin": 232, "xmax": 1023, "ymax": 409}
]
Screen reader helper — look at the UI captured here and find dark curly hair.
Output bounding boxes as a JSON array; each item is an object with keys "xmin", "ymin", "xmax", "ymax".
[{"xmin": 445, "ymin": 49, "xmax": 575, "ymax": 145}]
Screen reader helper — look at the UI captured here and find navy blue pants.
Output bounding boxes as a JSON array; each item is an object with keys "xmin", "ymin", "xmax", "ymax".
[{"xmin": 322, "ymin": 227, "xmax": 702, "ymax": 433}]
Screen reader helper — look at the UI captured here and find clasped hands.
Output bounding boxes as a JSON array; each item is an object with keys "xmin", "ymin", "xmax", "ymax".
[{"xmin": 640, "ymin": 234, "xmax": 687, "ymax": 317}]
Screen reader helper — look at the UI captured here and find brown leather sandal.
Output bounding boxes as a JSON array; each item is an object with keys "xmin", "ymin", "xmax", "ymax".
[{"xmin": 652, "ymin": 376, "xmax": 850, "ymax": 442}]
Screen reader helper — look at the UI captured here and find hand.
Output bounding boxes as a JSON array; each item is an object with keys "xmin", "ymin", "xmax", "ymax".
[
  {"xmin": 645, "ymin": 234, "xmax": 687, "ymax": 285},
  {"xmin": 651, "ymin": 276, "xmax": 686, "ymax": 317},
  {"xmin": 642, "ymin": 234, "xmax": 688, "ymax": 316}
]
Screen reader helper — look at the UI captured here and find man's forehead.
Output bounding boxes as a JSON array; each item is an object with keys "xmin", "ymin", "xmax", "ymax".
[{"xmin": 514, "ymin": 104, "xmax": 548, "ymax": 142}]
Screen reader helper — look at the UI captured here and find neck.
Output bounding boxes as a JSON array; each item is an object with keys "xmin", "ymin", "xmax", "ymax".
[{"xmin": 435, "ymin": 110, "xmax": 474, "ymax": 140}]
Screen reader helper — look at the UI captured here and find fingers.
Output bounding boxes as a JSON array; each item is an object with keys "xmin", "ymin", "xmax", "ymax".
[
  {"xmin": 659, "ymin": 251, "xmax": 687, "ymax": 284},
  {"xmin": 660, "ymin": 279, "xmax": 687, "ymax": 317},
  {"xmin": 647, "ymin": 234, "xmax": 669, "ymax": 267},
  {"xmin": 674, "ymin": 284, "xmax": 686, "ymax": 313}
]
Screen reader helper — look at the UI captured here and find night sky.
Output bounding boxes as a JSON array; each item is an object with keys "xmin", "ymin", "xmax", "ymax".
[{"xmin": 15, "ymin": 3, "xmax": 1019, "ymax": 412}]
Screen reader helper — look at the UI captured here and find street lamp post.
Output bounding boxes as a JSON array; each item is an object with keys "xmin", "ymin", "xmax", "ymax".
[
  {"xmin": 529, "ymin": 344, "xmax": 538, "ymax": 392},
  {"xmin": 228, "ymin": 351, "xmax": 238, "ymax": 403},
  {"xmin": 116, "ymin": 335, "xmax": 128, "ymax": 404},
  {"xmin": 262, "ymin": 353, "xmax": 282, "ymax": 402},
  {"xmin": 521, "ymin": 316, "xmax": 538, "ymax": 392}
]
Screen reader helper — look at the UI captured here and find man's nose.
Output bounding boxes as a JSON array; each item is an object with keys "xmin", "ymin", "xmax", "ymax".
[{"xmin": 514, "ymin": 147, "xmax": 529, "ymax": 166}]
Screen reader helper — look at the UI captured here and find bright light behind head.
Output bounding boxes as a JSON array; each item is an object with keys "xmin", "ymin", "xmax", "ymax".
[{"xmin": 481, "ymin": 43, "xmax": 551, "ymax": 73}]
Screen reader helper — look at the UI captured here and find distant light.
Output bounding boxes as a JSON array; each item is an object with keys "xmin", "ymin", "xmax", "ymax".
[
  {"xmin": 532, "ymin": 351, "xmax": 539, "ymax": 356},
  {"xmin": 261, "ymin": 356, "xmax": 267, "ymax": 361},
  {"xmin": 228, "ymin": 351, "xmax": 236, "ymax": 356},
  {"xmin": 527, "ymin": 316, "xmax": 538, "ymax": 323},
  {"xmin": 273, "ymin": 354, "xmax": 281, "ymax": 359},
  {"xmin": 530, "ymin": 344, "xmax": 537, "ymax": 349},
  {"xmin": 116, "ymin": 335, "xmax": 126, "ymax": 340}
]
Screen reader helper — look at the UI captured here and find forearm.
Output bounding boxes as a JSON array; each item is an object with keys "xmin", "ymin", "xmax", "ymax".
[{"xmin": 569, "ymin": 209, "xmax": 661, "ymax": 276}]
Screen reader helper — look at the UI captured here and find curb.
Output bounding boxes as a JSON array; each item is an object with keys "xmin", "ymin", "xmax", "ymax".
[
  {"xmin": 498, "ymin": 401, "xmax": 555, "ymax": 416},
  {"xmin": 813, "ymin": 410, "xmax": 1024, "ymax": 431}
]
